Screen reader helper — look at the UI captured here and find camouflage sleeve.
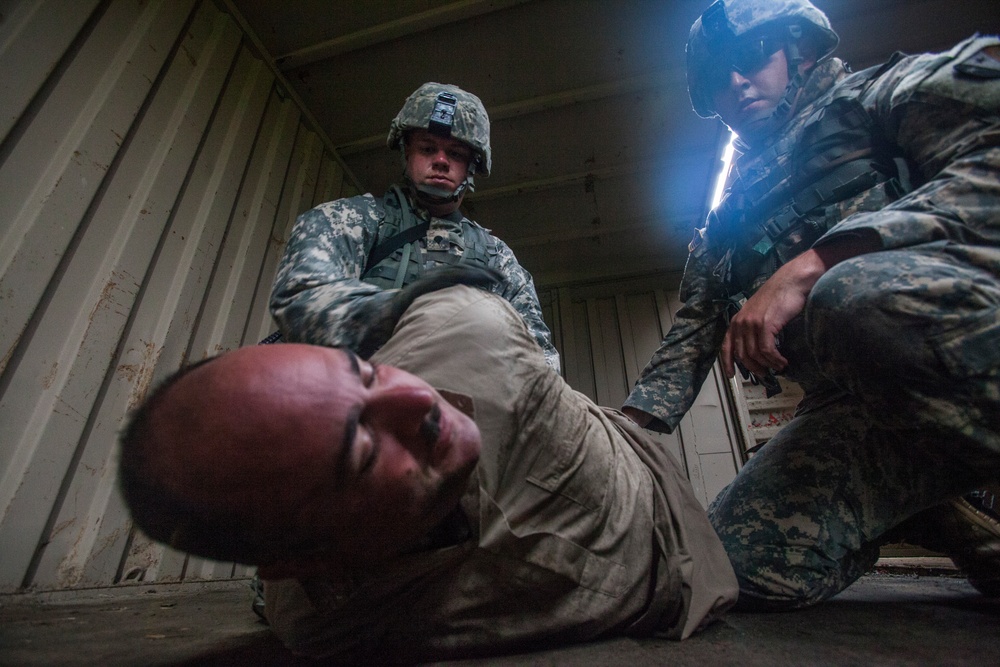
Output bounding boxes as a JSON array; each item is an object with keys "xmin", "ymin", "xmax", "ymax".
[
  {"xmin": 622, "ymin": 234, "xmax": 729, "ymax": 433},
  {"xmin": 489, "ymin": 236, "xmax": 561, "ymax": 372},
  {"xmin": 269, "ymin": 194, "xmax": 397, "ymax": 349},
  {"xmin": 819, "ymin": 36, "xmax": 1000, "ymax": 254}
]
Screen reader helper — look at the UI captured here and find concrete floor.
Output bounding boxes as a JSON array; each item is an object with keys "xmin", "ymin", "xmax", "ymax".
[{"xmin": 2, "ymin": 568, "xmax": 998, "ymax": 666}]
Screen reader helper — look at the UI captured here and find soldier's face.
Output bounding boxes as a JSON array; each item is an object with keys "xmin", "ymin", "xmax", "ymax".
[
  {"xmin": 711, "ymin": 46, "xmax": 791, "ymax": 141},
  {"xmin": 153, "ymin": 343, "xmax": 482, "ymax": 572},
  {"xmin": 405, "ymin": 129, "xmax": 474, "ymax": 196}
]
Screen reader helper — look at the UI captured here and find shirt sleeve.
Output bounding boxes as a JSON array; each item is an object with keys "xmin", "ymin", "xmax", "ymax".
[
  {"xmin": 489, "ymin": 236, "xmax": 562, "ymax": 372},
  {"xmin": 623, "ymin": 236, "xmax": 730, "ymax": 433},
  {"xmin": 269, "ymin": 194, "xmax": 396, "ymax": 350},
  {"xmin": 817, "ymin": 36, "xmax": 1000, "ymax": 255}
]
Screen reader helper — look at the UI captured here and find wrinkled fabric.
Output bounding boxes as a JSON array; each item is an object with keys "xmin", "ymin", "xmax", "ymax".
[
  {"xmin": 625, "ymin": 36, "xmax": 1000, "ymax": 606},
  {"xmin": 269, "ymin": 187, "xmax": 560, "ymax": 371},
  {"xmin": 265, "ymin": 286, "xmax": 736, "ymax": 662}
]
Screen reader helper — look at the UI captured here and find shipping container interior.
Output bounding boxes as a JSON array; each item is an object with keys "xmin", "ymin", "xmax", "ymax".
[{"xmin": 1, "ymin": 0, "xmax": 998, "ymax": 663}]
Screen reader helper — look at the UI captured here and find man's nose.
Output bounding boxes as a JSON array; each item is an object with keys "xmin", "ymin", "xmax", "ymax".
[
  {"xmin": 728, "ymin": 69, "xmax": 751, "ymax": 87},
  {"xmin": 366, "ymin": 385, "xmax": 436, "ymax": 433}
]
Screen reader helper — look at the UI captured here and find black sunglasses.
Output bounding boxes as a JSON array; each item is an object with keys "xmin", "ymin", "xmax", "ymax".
[{"xmin": 705, "ymin": 34, "xmax": 785, "ymax": 91}]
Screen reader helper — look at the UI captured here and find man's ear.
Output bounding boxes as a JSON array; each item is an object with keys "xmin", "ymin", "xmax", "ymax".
[
  {"xmin": 795, "ymin": 34, "xmax": 820, "ymax": 75},
  {"xmin": 256, "ymin": 554, "xmax": 347, "ymax": 581}
]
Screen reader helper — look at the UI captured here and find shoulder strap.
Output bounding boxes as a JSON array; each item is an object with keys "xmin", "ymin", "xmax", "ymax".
[
  {"xmin": 366, "ymin": 221, "xmax": 428, "ymax": 268},
  {"xmin": 364, "ymin": 185, "xmax": 429, "ymax": 272}
]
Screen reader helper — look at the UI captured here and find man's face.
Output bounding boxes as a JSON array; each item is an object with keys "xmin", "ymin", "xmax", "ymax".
[
  {"xmin": 710, "ymin": 45, "xmax": 791, "ymax": 142},
  {"xmin": 404, "ymin": 128, "xmax": 475, "ymax": 198},
  {"xmin": 157, "ymin": 344, "xmax": 482, "ymax": 570}
]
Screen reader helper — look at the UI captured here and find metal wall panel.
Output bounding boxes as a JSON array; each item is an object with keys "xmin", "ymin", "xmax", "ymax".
[
  {"xmin": 0, "ymin": 0, "xmax": 103, "ymax": 144},
  {"xmin": 547, "ymin": 275, "xmax": 745, "ymax": 509},
  {"xmin": 0, "ymin": 0, "xmax": 360, "ymax": 592},
  {"xmin": 0, "ymin": 0, "xmax": 754, "ymax": 595}
]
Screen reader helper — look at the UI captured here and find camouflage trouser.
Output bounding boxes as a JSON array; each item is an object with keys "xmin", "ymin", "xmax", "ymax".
[{"xmin": 709, "ymin": 247, "xmax": 1000, "ymax": 609}]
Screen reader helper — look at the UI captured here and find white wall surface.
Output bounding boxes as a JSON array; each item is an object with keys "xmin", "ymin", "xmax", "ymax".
[
  {"xmin": 0, "ymin": 0, "xmax": 752, "ymax": 594},
  {"xmin": 543, "ymin": 275, "xmax": 746, "ymax": 510},
  {"xmin": 0, "ymin": 0, "xmax": 359, "ymax": 592}
]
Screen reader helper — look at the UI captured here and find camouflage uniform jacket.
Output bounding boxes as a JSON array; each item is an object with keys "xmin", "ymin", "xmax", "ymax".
[
  {"xmin": 269, "ymin": 185, "xmax": 560, "ymax": 371},
  {"xmin": 626, "ymin": 35, "xmax": 1000, "ymax": 432}
]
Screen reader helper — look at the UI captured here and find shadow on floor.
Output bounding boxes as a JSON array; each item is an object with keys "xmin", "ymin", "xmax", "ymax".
[{"xmin": 1, "ymin": 573, "xmax": 997, "ymax": 666}]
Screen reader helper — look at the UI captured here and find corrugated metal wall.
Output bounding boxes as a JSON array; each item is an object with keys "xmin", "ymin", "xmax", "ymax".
[
  {"xmin": 542, "ymin": 275, "xmax": 745, "ymax": 509},
  {"xmin": 0, "ymin": 0, "xmax": 360, "ymax": 592},
  {"xmin": 0, "ymin": 0, "xmax": 753, "ymax": 595}
]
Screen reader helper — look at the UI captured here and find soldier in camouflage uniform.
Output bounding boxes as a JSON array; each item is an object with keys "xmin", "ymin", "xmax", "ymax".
[
  {"xmin": 623, "ymin": 0, "xmax": 1000, "ymax": 608},
  {"xmin": 270, "ymin": 82, "xmax": 559, "ymax": 371}
]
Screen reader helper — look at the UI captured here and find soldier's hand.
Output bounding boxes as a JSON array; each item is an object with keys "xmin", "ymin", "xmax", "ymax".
[
  {"xmin": 722, "ymin": 239, "xmax": 878, "ymax": 378},
  {"xmin": 721, "ymin": 269, "xmax": 800, "ymax": 378},
  {"xmin": 721, "ymin": 251, "xmax": 821, "ymax": 377},
  {"xmin": 356, "ymin": 265, "xmax": 502, "ymax": 358},
  {"xmin": 396, "ymin": 265, "xmax": 503, "ymax": 311}
]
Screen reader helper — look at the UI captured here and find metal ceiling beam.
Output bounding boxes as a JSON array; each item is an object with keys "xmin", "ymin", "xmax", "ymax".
[
  {"xmin": 488, "ymin": 69, "xmax": 685, "ymax": 120},
  {"xmin": 467, "ymin": 157, "xmax": 671, "ymax": 201},
  {"xmin": 219, "ymin": 0, "xmax": 366, "ymax": 192},
  {"xmin": 274, "ymin": 0, "xmax": 534, "ymax": 71},
  {"xmin": 335, "ymin": 70, "xmax": 685, "ymax": 156},
  {"xmin": 504, "ymin": 213, "xmax": 699, "ymax": 248}
]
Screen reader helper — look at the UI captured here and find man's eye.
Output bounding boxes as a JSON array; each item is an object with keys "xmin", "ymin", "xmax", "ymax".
[
  {"xmin": 364, "ymin": 362, "xmax": 380, "ymax": 387},
  {"xmin": 356, "ymin": 428, "xmax": 379, "ymax": 475}
]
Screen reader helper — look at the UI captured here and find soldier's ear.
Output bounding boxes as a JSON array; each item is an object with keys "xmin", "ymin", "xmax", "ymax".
[{"xmin": 796, "ymin": 33, "xmax": 820, "ymax": 73}]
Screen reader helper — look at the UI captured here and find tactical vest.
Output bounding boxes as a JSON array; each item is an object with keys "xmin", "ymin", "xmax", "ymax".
[
  {"xmin": 361, "ymin": 185, "xmax": 499, "ymax": 289},
  {"xmin": 714, "ymin": 56, "xmax": 911, "ymax": 302}
]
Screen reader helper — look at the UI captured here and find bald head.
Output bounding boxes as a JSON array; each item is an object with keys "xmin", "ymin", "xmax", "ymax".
[{"xmin": 119, "ymin": 343, "xmax": 481, "ymax": 573}]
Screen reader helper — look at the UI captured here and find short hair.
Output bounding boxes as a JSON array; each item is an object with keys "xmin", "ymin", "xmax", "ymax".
[
  {"xmin": 119, "ymin": 351, "xmax": 352, "ymax": 567},
  {"xmin": 118, "ymin": 355, "xmax": 292, "ymax": 565}
]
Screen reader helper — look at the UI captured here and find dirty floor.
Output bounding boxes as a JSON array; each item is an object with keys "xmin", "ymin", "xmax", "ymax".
[{"xmin": 2, "ymin": 563, "xmax": 998, "ymax": 666}]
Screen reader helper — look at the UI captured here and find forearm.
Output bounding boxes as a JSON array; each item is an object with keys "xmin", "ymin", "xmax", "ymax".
[
  {"xmin": 625, "ymin": 306, "xmax": 728, "ymax": 433},
  {"xmin": 794, "ymin": 231, "xmax": 884, "ymax": 293},
  {"xmin": 268, "ymin": 197, "xmax": 388, "ymax": 348},
  {"xmin": 847, "ymin": 36, "xmax": 1000, "ymax": 251},
  {"xmin": 270, "ymin": 279, "xmax": 394, "ymax": 349},
  {"xmin": 819, "ymin": 145, "xmax": 1000, "ymax": 256},
  {"xmin": 493, "ymin": 242, "xmax": 561, "ymax": 372}
]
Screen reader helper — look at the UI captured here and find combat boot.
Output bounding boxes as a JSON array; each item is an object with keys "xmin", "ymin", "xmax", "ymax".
[{"xmin": 893, "ymin": 488, "xmax": 999, "ymax": 597}]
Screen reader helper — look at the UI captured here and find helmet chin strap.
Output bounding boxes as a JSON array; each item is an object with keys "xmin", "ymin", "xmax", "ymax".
[{"xmin": 409, "ymin": 176, "xmax": 471, "ymax": 206}]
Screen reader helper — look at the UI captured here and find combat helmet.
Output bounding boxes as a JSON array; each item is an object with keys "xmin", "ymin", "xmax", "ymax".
[
  {"xmin": 387, "ymin": 82, "xmax": 492, "ymax": 177},
  {"xmin": 687, "ymin": 0, "xmax": 840, "ymax": 118}
]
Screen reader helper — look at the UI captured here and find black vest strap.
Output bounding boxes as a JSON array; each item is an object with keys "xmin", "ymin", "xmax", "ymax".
[
  {"xmin": 365, "ymin": 219, "xmax": 429, "ymax": 269},
  {"xmin": 363, "ymin": 185, "xmax": 429, "ymax": 273},
  {"xmin": 361, "ymin": 185, "xmax": 500, "ymax": 290}
]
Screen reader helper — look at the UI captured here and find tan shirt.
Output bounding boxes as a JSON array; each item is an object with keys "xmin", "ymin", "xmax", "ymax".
[{"xmin": 265, "ymin": 286, "xmax": 736, "ymax": 662}]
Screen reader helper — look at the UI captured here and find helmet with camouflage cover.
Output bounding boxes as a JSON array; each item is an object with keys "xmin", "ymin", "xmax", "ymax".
[
  {"xmin": 387, "ymin": 82, "xmax": 492, "ymax": 177},
  {"xmin": 687, "ymin": 0, "xmax": 840, "ymax": 118}
]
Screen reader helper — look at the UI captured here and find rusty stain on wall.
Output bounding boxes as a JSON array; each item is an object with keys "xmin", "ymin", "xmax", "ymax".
[
  {"xmin": 0, "ymin": 0, "xmax": 358, "ymax": 592},
  {"xmin": 90, "ymin": 277, "xmax": 119, "ymax": 325},
  {"xmin": 49, "ymin": 517, "xmax": 76, "ymax": 540},
  {"xmin": 180, "ymin": 44, "xmax": 197, "ymax": 67},
  {"xmin": 120, "ymin": 340, "xmax": 164, "ymax": 411},
  {"xmin": 41, "ymin": 361, "xmax": 59, "ymax": 390},
  {"xmin": 118, "ymin": 534, "xmax": 169, "ymax": 584}
]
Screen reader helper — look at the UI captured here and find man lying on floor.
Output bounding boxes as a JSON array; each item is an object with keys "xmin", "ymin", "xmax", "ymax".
[{"xmin": 117, "ymin": 275, "xmax": 737, "ymax": 663}]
